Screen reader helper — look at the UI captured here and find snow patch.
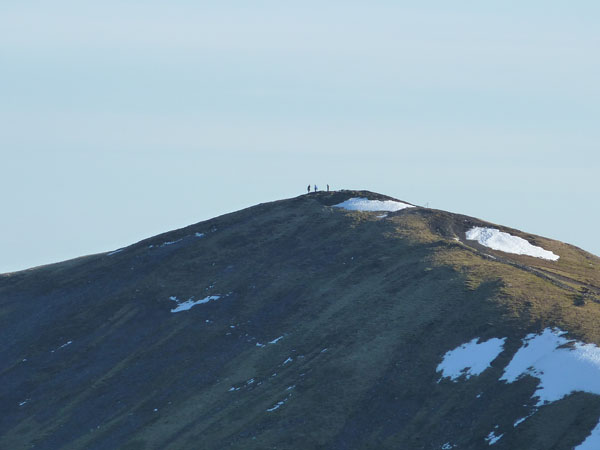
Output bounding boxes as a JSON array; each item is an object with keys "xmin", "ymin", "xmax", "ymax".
[
  {"xmin": 266, "ymin": 393, "xmax": 292, "ymax": 412},
  {"xmin": 333, "ymin": 198, "xmax": 414, "ymax": 212},
  {"xmin": 269, "ymin": 336, "xmax": 284, "ymax": 344},
  {"xmin": 465, "ymin": 227, "xmax": 559, "ymax": 261},
  {"xmin": 52, "ymin": 341, "xmax": 73, "ymax": 352},
  {"xmin": 107, "ymin": 248, "xmax": 124, "ymax": 256},
  {"xmin": 169, "ymin": 295, "xmax": 221, "ymax": 313},
  {"xmin": 161, "ymin": 239, "xmax": 183, "ymax": 247},
  {"xmin": 440, "ymin": 328, "xmax": 600, "ymax": 448},
  {"xmin": 266, "ymin": 401, "xmax": 286, "ymax": 412},
  {"xmin": 513, "ymin": 415, "xmax": 531, "ymax": 427},
  {"xmin": 437, "ymin": 337, "xmax": 506, "ymax": 381},
  {"xmin": 501, "ymin": 328, "xmax": 600, "ymax": 406},
  {"xmin": 485, "ymin": 431, "xmax": 503, "ymax": 445},
  {"xmin": 283, "ymin": 357, "xmax": 293, "ymax": 365},
  {"xmin": 195, "ymin": 232, "xmax": 205, "ymax": 238}
]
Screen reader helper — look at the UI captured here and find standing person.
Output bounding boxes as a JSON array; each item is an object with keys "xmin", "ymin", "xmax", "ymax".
[
  {"xmin": 314, "ymin": 185, "xmax": 318, "ymax": 192},
  {"xmin": 327, "ymin": 184, "xmax": 330, "ymax": 192},
  {"xmin": 307, "ymin": 184, "xmax": 311, "ymax": 193}
]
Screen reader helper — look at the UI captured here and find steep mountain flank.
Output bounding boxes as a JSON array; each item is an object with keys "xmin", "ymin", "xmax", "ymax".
[{"xmin": 1, "ymin": 190, "xmax": 600, "ymax": 450}]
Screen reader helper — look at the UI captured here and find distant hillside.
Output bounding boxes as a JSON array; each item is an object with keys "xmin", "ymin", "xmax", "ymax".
[{"xmin": 2, "ymin": 190, "xmax": 600, "ymax": 450}]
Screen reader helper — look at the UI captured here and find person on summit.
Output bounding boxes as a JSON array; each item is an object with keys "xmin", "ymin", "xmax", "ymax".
[
  {"xmin": 327, "ymin": 184, "xmax": 330, "ymax": 192},
  {"xmin": 307, "ymin": 184, "xmax": 311, "ymax": 193},
  {"xmin": 314, "ymin": 185, "xmax": 318, "ymax": 192}
]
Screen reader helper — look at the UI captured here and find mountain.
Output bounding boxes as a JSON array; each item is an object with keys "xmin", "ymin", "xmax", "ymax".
[{"xmin": 2, "ymin": 190, "xmax": 600, "ymax": 450}]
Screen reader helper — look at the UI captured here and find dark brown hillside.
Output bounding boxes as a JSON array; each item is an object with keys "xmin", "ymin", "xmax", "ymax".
[{"xmin": 2, "ymin": 191, "xmax": 600, "ymax": 450}]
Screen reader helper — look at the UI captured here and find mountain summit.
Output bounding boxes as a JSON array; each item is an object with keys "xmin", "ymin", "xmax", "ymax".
[{"xmin": 2, "ymin": 190, "xmax": 600, "ymax": 450}]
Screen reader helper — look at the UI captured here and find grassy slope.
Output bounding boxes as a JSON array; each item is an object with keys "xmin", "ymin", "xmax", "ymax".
[{"xmin": 1, "ymin": 190, "xmax": 599, "ymax": 450}]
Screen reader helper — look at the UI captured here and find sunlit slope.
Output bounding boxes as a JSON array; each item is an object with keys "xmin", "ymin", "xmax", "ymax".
[{"xmin": 1, "ymin": 190, "xmax": 599, "ymax": 450}]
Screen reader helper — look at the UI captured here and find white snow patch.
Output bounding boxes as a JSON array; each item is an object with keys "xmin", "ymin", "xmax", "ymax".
[
  {"xmin": 52, "ymin": 341, "xmax": 73, "ymax": 352},
  {"xmin": 266, "ymin": 394, "xmax": 292, "ymax": 412},
  {"xmin": 195, "ymin": 232, "xmax": 205, "ymax": 238},
  {"xmin": 19, "ymin": 400, "xmax": 27, "ymax": 407},
  {"xmin": 465, "ymin": 227, "xmax": 559, "ymax": 261},
  {"xmin": 283, "ymin": 357, "xmax": 293, "ymax": 365},
  {"xmin": 376, "ymin": 213, "xmax": 388, "ymax": 219},
  {"xmin": 228, "ymin": 387, "xmax": 236, "ymax": 392},
  {"xmin": 269, "ymin": 336, "xmax": 284, "ymax": 344},
  {"xmin": 513, "ymin": 415, "xmax": 532, "ymax": 427},
  {"xmin": 575, "ymin": 420, "xmax": 600, "ymax": 449},
  {"xmin": 333, "ymin": 198, "xmax": 414, "ymax": 212},
  {"xmin": 256, "ymin": 342, "xmax": 266, "ymax": 348},
  {"xmin": 266, "ymin": 401, "xmax": 285, "ymax": 412},
  {"xmin": 161, "ymin": 238, "xmax": 182, "ymax": 247},
  {"xmin": 501, "ymin": 328, "xmax": 600, "ymax": 406},
  {"xmin": 441, "ymin": 443, "xmax": 455, "ymax": 450},
  {"xmin": 437, "ymin": 337, "xmax": 506, "ymax": 381},
  {"xmin": 485, "ymin": 431, "xmax": 504, "ymax": 445},
  {"xmin": 440, "ymin": 328, "xmax": 600, "ymax": 448},
  {"xmin": 169, "ymin": 295, "xmax": 221, "ymax": 313},
  {"xmin": 107, "ymin": 248, "xmax": 124, "ymax": 256}
]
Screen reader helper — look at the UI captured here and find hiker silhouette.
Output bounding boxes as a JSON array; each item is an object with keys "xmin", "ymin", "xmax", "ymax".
[
  {"xmin": 307, "ymin": 184, "xmax": 311, "ymax": 193},
  {"xmin": 314, "ymin": 185, "xmax": 318, "ymax": 192}
]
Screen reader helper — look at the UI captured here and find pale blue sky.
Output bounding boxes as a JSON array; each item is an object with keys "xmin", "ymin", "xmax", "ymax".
[{"xmin": 1, "ymin": 1, "xmax": 599, "ymax": 273}]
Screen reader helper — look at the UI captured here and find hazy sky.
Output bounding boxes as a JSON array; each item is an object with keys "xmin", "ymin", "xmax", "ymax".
[{"xmin": 1, "ymin": 1, "xmax": 599, "ymax": 273}]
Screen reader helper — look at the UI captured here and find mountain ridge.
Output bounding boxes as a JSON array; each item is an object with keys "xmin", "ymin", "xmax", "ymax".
[{"xmin": 1, "ymin": 189, "xmax": 593, "ymax": 277}]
